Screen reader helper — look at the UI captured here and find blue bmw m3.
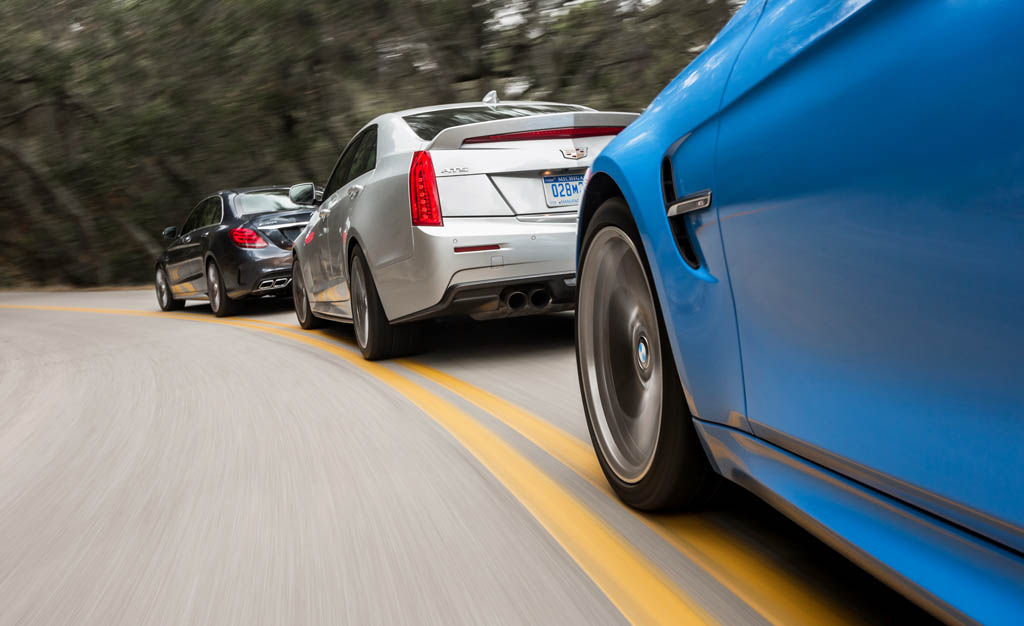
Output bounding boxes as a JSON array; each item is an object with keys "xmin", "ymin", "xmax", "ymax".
[{"xmin": 575, "ymin": 1, "xmax": 1024, "ymax": 622}]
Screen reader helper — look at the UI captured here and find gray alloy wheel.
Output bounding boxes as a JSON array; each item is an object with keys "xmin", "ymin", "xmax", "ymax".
[
  {"xmin": 350, "ymin": 254, "xmax": 371, "ymax": 350},
  {"xmin": 155, "ymin": 267, "xmax": 184, "ymax": 311},
  {"xmin": 348, "ymin": 245, "xmax": 421, "ymax": 360},
  {"xmin": 292, "ymin": 258, "xmax": 324, "ymax": 329},
  {"xmin": 206, "ymin": 261, "xmax": 239, "ymax": 317},
  {"xmin": 578, "ymin": 225, "xmax": 663, "ymax": 483},
  {"xmin": 207, "ymin": 264, "xmax": 221, "ymax": 311},
  {"xmin": 576, "ymin": 196, "xmax": 718, "ymax": 511}
]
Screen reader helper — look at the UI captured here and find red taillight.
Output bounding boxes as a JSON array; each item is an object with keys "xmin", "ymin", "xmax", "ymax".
[
  {"xmin": 409, "ymin": 150, "xmax": 442, "ymax": 226},
  {"xmin": 461, "ymin": 126, "xmax": 626, "ymax": 145},
  {"xmin": 230, "ymin": 227, "xmax": 267, "ymax": 248}
]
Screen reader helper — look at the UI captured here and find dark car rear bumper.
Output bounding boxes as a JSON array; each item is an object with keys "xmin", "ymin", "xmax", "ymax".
[{"xmin": 219, "ymin": 246, "xmax": 294, "ymax": 299}]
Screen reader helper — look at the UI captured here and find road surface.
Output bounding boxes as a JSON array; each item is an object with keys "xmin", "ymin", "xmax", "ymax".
[{"xmin": 0, "ymin": 290, "xmax": 938, "ymax": 625}]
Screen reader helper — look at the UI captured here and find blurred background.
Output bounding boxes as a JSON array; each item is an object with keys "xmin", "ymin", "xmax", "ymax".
[{"xmin": 0, "ymin": 0, "xmax": 739, "ymax": 287}]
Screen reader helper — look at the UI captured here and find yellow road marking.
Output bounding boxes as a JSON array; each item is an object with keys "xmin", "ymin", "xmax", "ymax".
[
  {"xmin": 145, "ymin": 309, "xmax": 863, "ymax": 625},
  {"xmin": 0, "ymin": 304, "xmax": 710, "ymax": 626},
  {"xmin": 398, "ymin": 361, "xmax": 863, "ymax": 626}
]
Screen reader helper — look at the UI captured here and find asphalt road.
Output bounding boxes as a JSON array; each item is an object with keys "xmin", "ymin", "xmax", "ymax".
[{"xmin": 0, "ymin": 290, "xmax": 940, "ymax": 625}]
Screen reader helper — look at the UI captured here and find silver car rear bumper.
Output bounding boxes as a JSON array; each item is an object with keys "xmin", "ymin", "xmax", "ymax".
[{"xmin": 374, "ymin": 216, "xmax": 577, "ymax": 322}]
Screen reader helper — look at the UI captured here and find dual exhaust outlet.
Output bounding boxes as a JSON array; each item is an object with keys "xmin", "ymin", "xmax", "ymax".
[
  {"xmin": 505, "ymin": 288, "xmax": 552, "ymax": 312},
  {"xmin": 257, "ymin": 277, "xmax": 291, "ymax": 291}
]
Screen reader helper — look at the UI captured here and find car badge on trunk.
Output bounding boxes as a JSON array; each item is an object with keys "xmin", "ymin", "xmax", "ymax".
[{"xmin": 560, "ymin": 147, "xmax": 588, "ymax": 160}]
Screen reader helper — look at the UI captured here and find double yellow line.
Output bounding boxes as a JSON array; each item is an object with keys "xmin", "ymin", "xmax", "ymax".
[{"xmin": 0, "ymin": 304, "xmax": 860, "ymax": 625}]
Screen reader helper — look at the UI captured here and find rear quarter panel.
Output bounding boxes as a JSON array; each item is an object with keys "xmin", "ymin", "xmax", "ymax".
[{"xmin": 348, "ymin": 151, "xmax": 416, "ymax": 300}]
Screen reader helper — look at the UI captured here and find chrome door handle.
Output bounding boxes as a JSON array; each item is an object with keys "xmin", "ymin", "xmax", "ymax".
[
  {"xmin": 183, "ymin": 236, "xmax": 192, "ymax": 243},
  {"xmin": 347, "ymin": 185, "xmax": 364, "ymax": 200},
  {"xmin": 319, "ymin": 207, "xmax": 331, "ymax": 217}
]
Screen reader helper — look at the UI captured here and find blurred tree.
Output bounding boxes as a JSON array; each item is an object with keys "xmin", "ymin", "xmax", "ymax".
[{"xmin": 0, "ymin": 0, "xmax": 737, "ymax": 286}]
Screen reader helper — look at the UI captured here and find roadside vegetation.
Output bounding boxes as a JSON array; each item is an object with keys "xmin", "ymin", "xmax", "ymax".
[{"xmin": 0, "ymin": 0, "xmax": 736, "ymax": 286}]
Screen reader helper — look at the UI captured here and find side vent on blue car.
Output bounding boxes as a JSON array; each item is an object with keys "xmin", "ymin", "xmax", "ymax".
[
  {"xmin": 661, "ymin": 157, "xmax": 676, "ymax": 205},
  {"xmin": 661, "ymin": 157, "xmax": 701, "ymax": 269}
]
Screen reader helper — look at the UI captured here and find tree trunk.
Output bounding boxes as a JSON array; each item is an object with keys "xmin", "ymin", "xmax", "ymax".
[{"xmin": 0, "ymin": 140, "xmax": 112, "ymax": 284}]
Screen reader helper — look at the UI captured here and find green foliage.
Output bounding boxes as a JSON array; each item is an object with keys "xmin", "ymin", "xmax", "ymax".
[{"xmin": 0, "ymin": 0, "xmax": 735, "ymax": 286}]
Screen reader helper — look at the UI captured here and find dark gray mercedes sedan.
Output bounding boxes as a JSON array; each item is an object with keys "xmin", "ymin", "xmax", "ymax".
[{"xmin": 154, "ymin": 187, "xmax": 315, "ymax": 317}]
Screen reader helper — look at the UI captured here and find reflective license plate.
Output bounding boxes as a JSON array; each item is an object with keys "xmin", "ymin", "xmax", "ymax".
[{"xmin": 542, "ymin": 174, "xmax": 585, "ymax": 208}]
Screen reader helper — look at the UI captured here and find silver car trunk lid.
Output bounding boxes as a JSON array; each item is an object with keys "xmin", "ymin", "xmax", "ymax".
[{"xmin": 427, "ymin": 112, "xmax": 638, "ymax": 217}]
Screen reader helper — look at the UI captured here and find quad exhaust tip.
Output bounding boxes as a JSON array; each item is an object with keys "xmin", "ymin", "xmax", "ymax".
[
  {"xmin": 505, "ymin": 288, "xmax": 551, "ymax": 311},
  {"xmin": 506, "ymin": 291, "xmax": 527, "ymax": 310},
  {"xmin": 529, "ymin": 288, "xmax": 551, "ymax": 309},
  {"xmin": 257, "ymin": 277, "xmax": 291, "ymax": 291}
]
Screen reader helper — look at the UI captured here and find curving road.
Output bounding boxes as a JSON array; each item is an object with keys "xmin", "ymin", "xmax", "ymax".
[{"xmin": 0, "ymin": 290, "xmax": 939, "ymax": 625}]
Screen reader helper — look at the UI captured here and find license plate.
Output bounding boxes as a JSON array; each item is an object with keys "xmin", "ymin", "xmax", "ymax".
[{"xmin": 542, "ymin": 174, "xmax": 585, "ymax": 208}]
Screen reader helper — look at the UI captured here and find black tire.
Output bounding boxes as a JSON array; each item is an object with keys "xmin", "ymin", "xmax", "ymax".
[
  {"xmin": 576, "ymin": 196, "xmax": 719, "ymax": 511},
  {"xmin": 206, "ymin": 260, "xmax": 241, "ymax": 318},
  {"xmin": 292, "ymin": 257, "xmax": 325, "ymax": 329},
  {"xmin": 155, "ymin": 266, "xmax": 185, "ymax": 311},
  {"xmin": 349, "ymin": 246, "xmax": 421, "ymax": 360}
]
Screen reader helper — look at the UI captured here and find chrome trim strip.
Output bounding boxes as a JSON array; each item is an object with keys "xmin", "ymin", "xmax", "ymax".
[
  {"xmin": 259, "ymin": 221, "xmax": 309, "ymax": 230},
  {"xmin": 515, "ymin": 213, "xmax": 578, "ymax": 224},
  {"xmin": 667, "ymin": 190, "xmax": 711, "ymax": 217}
]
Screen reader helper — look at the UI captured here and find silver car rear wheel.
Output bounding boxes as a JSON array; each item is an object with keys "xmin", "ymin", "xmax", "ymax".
[
  {"xmin": 578, "ymin": 226, "xmax": 663, "ymax": 484},
  {"xmin": 350, "ymin": 255, "xmax": 370, "ymax": 349},
  {"xmin": 348, "ymin": 246, "xmax": 421, "ymax": 360}
]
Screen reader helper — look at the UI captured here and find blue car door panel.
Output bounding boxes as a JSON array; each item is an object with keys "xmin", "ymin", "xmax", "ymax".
[{"xmin": 715, "ymin": 0, "xmax": 1024, "ymax": 551}]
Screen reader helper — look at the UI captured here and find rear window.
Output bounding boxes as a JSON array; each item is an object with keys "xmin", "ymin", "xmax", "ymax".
[
  {"xmin": 235, "ymin": 191, "xmax": 301, "ymax": 216},
  {"xmin": 403, "ymin": 104, "xmax": 590, "ymax": 141}
]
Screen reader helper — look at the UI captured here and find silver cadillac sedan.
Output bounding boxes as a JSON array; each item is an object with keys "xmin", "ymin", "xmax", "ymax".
[{"xmin": 289, "ymin": 96, "xmax": 638, "ymax": 359}]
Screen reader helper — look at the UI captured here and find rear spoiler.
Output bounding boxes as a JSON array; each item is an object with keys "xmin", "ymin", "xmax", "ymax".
[{"xmin": 426, "ymin": 111, "xmax": 640, "ymax": 150}]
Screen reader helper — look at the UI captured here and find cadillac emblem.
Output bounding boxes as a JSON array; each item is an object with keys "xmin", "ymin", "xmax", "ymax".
[{"xmin": 560, "ymin": 147, "xmax": 588, "ymax": 160}]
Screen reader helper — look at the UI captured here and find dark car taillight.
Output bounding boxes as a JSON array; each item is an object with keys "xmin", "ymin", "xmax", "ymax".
[
  {"xmin": 409, "ymin": 150, "xmax": 442, "ymax": 227},
  {"xmin": 229, "ymin": 227, "xmax": 268, "ymax": 248}
]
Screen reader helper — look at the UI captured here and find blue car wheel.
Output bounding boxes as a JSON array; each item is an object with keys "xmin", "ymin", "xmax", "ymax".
[{"xmin": 576, "ymin": 197, "xmax": 719, "ymax": 511}]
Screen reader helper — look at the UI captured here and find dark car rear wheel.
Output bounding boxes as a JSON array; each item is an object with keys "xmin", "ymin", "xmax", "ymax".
[
  {"xmin": 155, "ymin": 266, "xmax": 185, "ymax": 311},
  {"xmin": 207, "ymin": 260, "xmax": 240, "ymax": 318},
  {"xmin": 576, "ymin": 196, "xmax": 719, "ymax": 511},
  {"xmin": 349, "ymin": 246, "xmax": 421, "ymax": 360},
  {"xmin": 292, "ymin": 257, "xmax": 325, "ymax": 329}
]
